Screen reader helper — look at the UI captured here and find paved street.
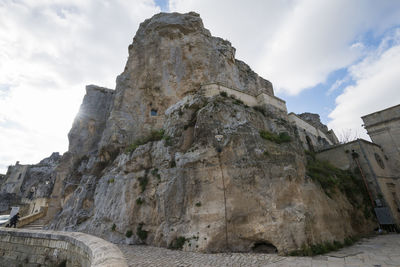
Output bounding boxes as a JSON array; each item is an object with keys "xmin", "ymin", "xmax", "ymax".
[{"xmin": 118, "ymin": 234, "xmax": 400, "ymax": 267}]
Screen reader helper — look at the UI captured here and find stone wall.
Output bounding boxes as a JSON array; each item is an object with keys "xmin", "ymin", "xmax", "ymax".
[
  {"xmin": 17, "ymin": 206, "xmax": 47, "ymax": 228},
  {"xmin": 201, "ymin": 83, "xmax": 287, "ymax": 112},
  {"xmin": 0, "ymin": 164, "xmax": 29, "ymax": 194},
  {"xmin": 22, "ymin": 197, "xmax": 48, "ymax": 215},
  {"xmin": 0, "ymin": 228, "xmax": 127, "ymax": 266},
  {"xmin": 0, "ymin": 153, "xmax": 60, "ymax": 217},
  {"xmin": 288, "ymin": 113, "xmax": 335, "ymax": 151},
  {"xmin": 316, "ymin": 139, "xmax": 400, "ymax": 224},
  {"xmin": 362, "ymin": 104, "xmax": 400, "ymax": 173}
]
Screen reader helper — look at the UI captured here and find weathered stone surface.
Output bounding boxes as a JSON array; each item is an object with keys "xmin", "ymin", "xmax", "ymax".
[
  {"xmin": 11, "ymin": 11, "xmax": 375, "ymax": 254},
  {"xmin": 99, "ymin": 12, "xmax": 273, "ymax": 149},
  {"xmin": 298, "ymin": 113, "xmax": 329, "ymax": 133},
  {"xmin": 49, "ymin": 94, "xmax": 373, "ymax": 252},
  {"xmin": 21, "ymin": 152, "xmax": 61, "ymax": 199},
  {"xmin": 68, "ymin": 85, "xmax": 114, "ymax": 158},
  {"xmin": 0, "ymin": 228, "xmax": 128, "ymax": 267},
  {"xmin": 0, "ymin": 193, "xmax": 19, "ymax": 213},
  {"xmin": 362, "ymin": 104, "xmax": 400, "ymax": 173},
  {"xmin": 0, "ymin": 153, "xmax": 61, "ymax": 214}
]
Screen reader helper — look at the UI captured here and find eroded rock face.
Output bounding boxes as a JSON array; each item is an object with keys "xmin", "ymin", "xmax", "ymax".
[
  {"xmin": 46, "ymin": 12, "xmax": 375, "ymax": 253},
  {"xmin": 68, "ymin": 85, "xmax": 114, "ymax": 158},
  {"xmin": 100, "ymin": 12, "xmax": 273, "ymax": 148},
  {"xmin": 21, "ymin": 152, "xmax": 61, "ymax": 199},
  {"xmin": 49, "ymin": 95, "xmax": 373, "ymax": 253}
]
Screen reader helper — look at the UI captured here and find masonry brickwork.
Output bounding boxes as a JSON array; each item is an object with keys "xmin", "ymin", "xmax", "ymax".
[
  {"xmin": 362, "ymin": 104, "xmax": 400, "ymax": 173},
  {"xmin": 0, "ymin": 228, "xmax": 127, "ymax": 266}
]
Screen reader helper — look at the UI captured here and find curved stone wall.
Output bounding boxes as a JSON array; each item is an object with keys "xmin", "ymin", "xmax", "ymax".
[{"xmin": 0, "ymin": 228, "xmax": 127, "ymax": 266}]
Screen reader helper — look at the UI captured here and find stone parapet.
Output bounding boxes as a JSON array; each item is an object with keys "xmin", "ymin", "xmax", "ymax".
[
  {"xmin": 0, "ymin": 228, "xmax": 128, "ymax": 266},
  {"xmin": 17, "ymin": 206, "xmax": 46, "ymax": 228},
  {"xmin": 201, "ymin": 82, "xmax": 287, "ymax": 112}
]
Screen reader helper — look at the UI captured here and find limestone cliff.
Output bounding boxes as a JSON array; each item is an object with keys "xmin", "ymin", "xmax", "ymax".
[
  {"xmin": 68, "ymin": 85, "xmax": 114, "ymax": 158},
  {"xmin": 99, "ymin": 12, "xmax": 273, "ymax": 149},
  {"xmin": 41, "ymin": 12, "xmax": 375, "ymax": 253}
]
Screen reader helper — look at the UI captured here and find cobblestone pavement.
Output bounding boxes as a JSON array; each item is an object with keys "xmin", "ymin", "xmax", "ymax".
[{"xmin": 118, "ymin": 234, "xmax": 400, "ymax": 267}]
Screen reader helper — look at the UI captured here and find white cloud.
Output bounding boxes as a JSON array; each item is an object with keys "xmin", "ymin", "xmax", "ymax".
[
  {"xmin": 327, "ymin": 76, "xmax": 350, "ymax": 96},
  {"xmin": 170, "ymin": 0, "xmax": 400, "ymax": 95},
  {"xmin": 1, "ymin": 0, "xmax": 400, "ymax": 173},
  {"xmin": 0, "ymin": 0, "xmax": 160, "ymax": 173},
  {"xmin": 328, "ymin": 29, "xmax": 400, "ymax": 139}
]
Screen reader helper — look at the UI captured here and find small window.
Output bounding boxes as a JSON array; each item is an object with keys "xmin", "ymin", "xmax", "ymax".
[{"xmin": 150, "ymin": 109, "xmax": 157, "ymax": 116}]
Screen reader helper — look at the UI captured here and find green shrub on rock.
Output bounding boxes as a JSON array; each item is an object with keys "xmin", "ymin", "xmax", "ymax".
[
  {"xmin": 169, "ymin": 236, "xmax": 187, "ymax": 250},
  {"xmin": 137, "ymin": 223, "xmax": 148, "ymax": 241},
  {"xmin": 259, "ymin": 130, "xmax": 291, "ymax": 144},
  {"xmin": 138, "ymin": 176, "xmax": 149, "ymax": 193},
  {"xmin": 126, "ymin": 230, "xmax": 133, "ymax": 238},
  {"xmin": 126, "ymin": 129, "xmax": 167, "ymax": 153}
]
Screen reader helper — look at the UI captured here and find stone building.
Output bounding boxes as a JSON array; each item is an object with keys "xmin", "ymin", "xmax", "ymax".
[
  {"xmin": 0, "ymin": 153, "xmax": 61, "ymax": 216},
  {"xmin": 317, "ymin": 139, "xmax": 400, "ymax": 226},
  {"xmin": 0, "ymin": 162, "xmax": 29, "ymax": 195},
  {"xmin": 288, "ymin": 113, "xmax": 339, "ymax": 152},
  {"xmin": 362, "ymin": 104, "xmax": 400, "ymax": 173}
]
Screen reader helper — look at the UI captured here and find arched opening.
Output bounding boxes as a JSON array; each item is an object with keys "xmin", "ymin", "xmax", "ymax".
[{"xmin": 251, "ymin": 241, "xmax": 278, "ymax": 253}]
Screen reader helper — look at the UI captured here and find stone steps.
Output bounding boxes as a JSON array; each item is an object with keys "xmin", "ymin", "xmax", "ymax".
[{"xmin": 21, "ymin": 218, "xmax": 47, "ymax": 230}]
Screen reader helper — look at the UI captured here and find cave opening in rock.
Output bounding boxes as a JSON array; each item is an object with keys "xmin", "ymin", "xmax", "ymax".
[{"xmin": 251, "ymin": 241, "xmax": 278, "ymax": 253}]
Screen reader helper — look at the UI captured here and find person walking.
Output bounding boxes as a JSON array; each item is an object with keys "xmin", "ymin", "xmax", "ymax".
[{"xmin": 9, "ymin": 212, "xmax": 20, "ymax": 228}]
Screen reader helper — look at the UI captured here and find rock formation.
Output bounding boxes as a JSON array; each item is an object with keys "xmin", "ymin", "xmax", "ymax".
[
  {"xmin": 99, "ymin": 12, "xmax": 273, "ymax": 150},
  {"xmin": 1, "ymin": 12, "xmax": 375, "ymax": 254},
  {"xmin": 297, "ymin": 112, "xmax": 339, "ymax": 145},
  {"xmin": 0, "ymin": 153, "xmax": 61, "ymax": 213}
]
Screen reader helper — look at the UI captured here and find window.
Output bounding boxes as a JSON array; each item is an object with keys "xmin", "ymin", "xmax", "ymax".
[{"xmin": 150, "ymin": 109, "xmax": 157, "ymax": 116}]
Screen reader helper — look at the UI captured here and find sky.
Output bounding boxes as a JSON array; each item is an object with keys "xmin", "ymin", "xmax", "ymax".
[{"xmin": 1, "ymin": 0, "xmax": 400, "ymax": 173}]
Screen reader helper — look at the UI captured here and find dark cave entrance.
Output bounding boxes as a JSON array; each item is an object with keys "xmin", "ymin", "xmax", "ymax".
[{"xmin": 251, "ymin": 241, "xmax": 278, "ymax": 253}]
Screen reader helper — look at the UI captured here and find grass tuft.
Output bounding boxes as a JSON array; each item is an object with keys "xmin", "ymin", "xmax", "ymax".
[
  {"xmin": 126, "ymin": 129, "xmax": 168, "ymax": 153},
  {"xmin": 260, "ymin": 130, "xmax": 291, "ymax": 144},
  {"xmin": 306, "ymin": 154, "xmax": 370, "ymax": 203}
]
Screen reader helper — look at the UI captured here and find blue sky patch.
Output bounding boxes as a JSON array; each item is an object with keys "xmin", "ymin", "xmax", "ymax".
[{"xmin": 155, "ymin": 0, "xmax": 169, "ymax": 11}]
